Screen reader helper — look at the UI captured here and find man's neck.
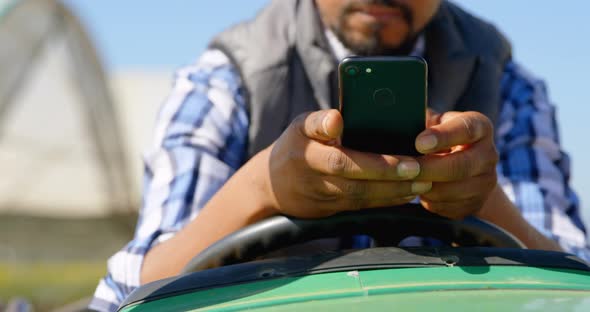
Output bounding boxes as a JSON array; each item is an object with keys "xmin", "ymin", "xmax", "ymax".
[{"xmin": 324, "ymin": 29, "xmax": 425, "ymax": 61}]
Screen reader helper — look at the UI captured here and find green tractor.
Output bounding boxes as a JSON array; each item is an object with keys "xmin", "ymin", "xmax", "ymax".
[{"xmin": 119, "ymin": 205, "xmax": 590, "ymax": 311}]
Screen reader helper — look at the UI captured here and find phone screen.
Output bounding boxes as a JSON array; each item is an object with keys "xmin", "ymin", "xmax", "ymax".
[{"xmin": 339, "ymin": 56, "xmax": 427, "ymax": 156}]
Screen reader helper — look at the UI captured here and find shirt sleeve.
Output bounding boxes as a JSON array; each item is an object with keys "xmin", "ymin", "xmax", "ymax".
[
  {"xmin": 497, "ymin": 60, "xmax": 590, "ymax": 261},
  {"xmin": 89, "ymin": 49, "xmax": 249, "ymax": 311}
]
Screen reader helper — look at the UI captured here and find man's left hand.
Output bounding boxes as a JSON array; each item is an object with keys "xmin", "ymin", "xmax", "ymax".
[{"xmin": 414, "ymin": 111, "xmax": 499, "ymax": 219}]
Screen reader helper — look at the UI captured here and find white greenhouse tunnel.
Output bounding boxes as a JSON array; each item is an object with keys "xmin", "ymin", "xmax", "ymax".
[{"xmin": 0, "ymin": 0, "xmax": 168, "ymax": 217}]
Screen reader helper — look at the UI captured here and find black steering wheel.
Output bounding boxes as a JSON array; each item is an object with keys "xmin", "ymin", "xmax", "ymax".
[{"xmin": 183, "ymin": 204, "xmax": 524, "ymax": 273}]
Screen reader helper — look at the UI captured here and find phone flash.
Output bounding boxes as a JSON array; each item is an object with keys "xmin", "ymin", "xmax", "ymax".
[{"xmin": 366, "ymin": 68, "xmax": 372, "ymax": 73}]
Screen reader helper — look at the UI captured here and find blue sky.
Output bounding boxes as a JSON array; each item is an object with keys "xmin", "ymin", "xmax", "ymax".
[{"xmin": 64, "ymin": 1, "xmax": 590, "ymax": 223}]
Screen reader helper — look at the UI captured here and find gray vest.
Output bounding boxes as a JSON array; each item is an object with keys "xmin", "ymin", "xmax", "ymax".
[{"xmin": 211, "ymin": 0, "xmax": 511, "ymax": 158}]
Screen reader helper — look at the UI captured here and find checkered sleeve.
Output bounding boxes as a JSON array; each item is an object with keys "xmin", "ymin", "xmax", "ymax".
[
  {"xmin": 89, "ymin": 49, "xmax": 248, "ymax": 311},
  {"xmin": 497, "ymin": 61, "xmax": 590, "ymax": 261}
]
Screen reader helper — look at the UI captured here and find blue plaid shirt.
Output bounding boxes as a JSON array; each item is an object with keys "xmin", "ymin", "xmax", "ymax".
[{"xmin": 90, "ymin": 49, "xmax": 590, "ymax": 311}]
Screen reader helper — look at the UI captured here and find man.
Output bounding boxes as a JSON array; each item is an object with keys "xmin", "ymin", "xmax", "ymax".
[{"xmin": 90, "ymin": 0, "xmax": 590, "ymax": 310}]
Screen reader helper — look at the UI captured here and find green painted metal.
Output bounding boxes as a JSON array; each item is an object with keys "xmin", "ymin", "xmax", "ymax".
[
  {"xmin": 121, "ymin": 266, "xmax": 590, "ymax": 312},
  {"xmin": 227, "ymin": 290, "xmax": 590, "ymax": 312}
]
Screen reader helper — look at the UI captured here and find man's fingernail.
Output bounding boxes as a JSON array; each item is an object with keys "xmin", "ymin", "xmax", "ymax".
[
  {"xmin": 397, "ymin": 160, "xmax": 420, "ymax": 178},
  {"xmin": 322, "ymin": 114, "xmax": 331, "ymax": 137},
  {"xmin": 416, "ymin": 134, "xmax": 437, "ymax": 152},
  {"xmin": 411, "ymin": 181, "xmax": 432, "ymax": 194}
]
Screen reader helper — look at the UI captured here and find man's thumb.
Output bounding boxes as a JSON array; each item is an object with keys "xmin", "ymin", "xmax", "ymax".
[{"xmin": 298, "ymin": 109, "xmax": 343, "ymax": 141}]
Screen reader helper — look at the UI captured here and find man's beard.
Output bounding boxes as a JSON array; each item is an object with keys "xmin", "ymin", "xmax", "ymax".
[{"xmin": 332, "ymin": 0, "xmax": 417, "ymax": 56}]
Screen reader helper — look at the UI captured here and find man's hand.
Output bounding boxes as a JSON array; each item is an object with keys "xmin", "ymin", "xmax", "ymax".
[
  {"xmin": 262, "ymin": 109, "xmax": 432, "ymax": 219},
  {"xmin": 414, "ymin": 111, "xmax": 499, "ymax": 219}
]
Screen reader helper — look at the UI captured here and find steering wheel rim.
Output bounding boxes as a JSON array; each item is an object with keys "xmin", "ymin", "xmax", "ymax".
[{"xmin": 182, "ymin": 204, "xmax": 525, "ymax": 273}]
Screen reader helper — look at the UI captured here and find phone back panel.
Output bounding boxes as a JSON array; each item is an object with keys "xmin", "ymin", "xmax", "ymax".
[{"xmin": 339, "ymin": 57, "xmax": 427, "ymax": 156}]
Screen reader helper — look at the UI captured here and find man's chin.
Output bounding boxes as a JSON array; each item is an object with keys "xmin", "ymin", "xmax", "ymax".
[{"xmin": 335, "ymin": 22, "xmax": 413, "ymax": 55}]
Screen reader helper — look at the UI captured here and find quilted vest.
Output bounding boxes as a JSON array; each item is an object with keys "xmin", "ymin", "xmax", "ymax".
[{"xmin": 210, "ymin": 0, "xmax": 511, "ymax": 158}]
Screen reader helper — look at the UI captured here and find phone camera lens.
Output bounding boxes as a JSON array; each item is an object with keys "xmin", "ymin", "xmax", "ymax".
[{"xmin": 346, "ymin": 66, "xmax": 359, "ymax": 76}]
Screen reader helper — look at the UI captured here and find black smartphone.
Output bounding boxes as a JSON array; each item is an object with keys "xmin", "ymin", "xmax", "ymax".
[{"xmin": 339, "ymin": 56, "xmax": 427, "ymax": 156}]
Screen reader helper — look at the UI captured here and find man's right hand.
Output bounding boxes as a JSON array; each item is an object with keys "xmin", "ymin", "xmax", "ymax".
[
  {"xmin": 142, "ymin": 109, "xmax": 430, "ymax": 284},
  {"xmin": 260, "ymin": 109, "xmax": 432, "ymax": 219},
  {"xmin": 141, "ymin": 109, "xmax": 430, "ymax": 284}
]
